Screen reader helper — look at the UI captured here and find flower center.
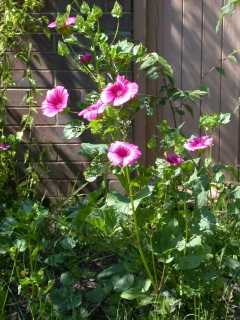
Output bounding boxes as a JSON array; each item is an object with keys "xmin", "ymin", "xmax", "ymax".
[
  {"xmin": 116, "ymin": 146, "xmax": 130, "ymax": 157},
  {"xmin": 112, "ymin": 83, "xmax": 126, "ymax": 97}
]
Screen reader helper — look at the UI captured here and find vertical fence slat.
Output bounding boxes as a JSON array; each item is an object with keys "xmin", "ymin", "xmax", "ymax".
[
  {"xmin": 201, "ymin": 0, "xmax": 222, "ymax": 161},
  {"xmin": 220, "ymin": 10, "xmax": 240, "ymax": 167},
  {"xmin": 133, "ymin": 0, "xmax": 147, "ymax": 163},
  {"xmin": 163, "ymin": 0, "xmax": 183, "ymax": 128},
  {"xmin": 181, "ymin": 0, "xmax": 203, "ymax": 136},
  {"xmin": 145, "ymin": 0, "xmax": 164, "ymax": 163}
]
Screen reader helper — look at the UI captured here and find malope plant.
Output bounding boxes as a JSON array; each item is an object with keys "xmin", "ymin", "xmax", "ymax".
[{"xmin": 40, "ymin": 1, "xmax": 240, "ymax": 315}]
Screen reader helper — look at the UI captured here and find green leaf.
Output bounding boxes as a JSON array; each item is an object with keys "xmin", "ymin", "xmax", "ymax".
[
  {"xmin": 219, "ymin": 112, "xmax": 231, "ymax": 124},
  {"xmin": 133, "ymin": 185, "xmax": 154, "ymax": 209},
  {"xmin": 84, "ymin": 154, "xmax": 107, "ymax": 182},
  {"xmin": 197, "ymin": 189, "xmax": 208, "ymax": 208},
  {"xmin": 64, "ymin": 121, "xmax": 86, "ymax": 139},
  {"xmin": 60, "ymin": 236, "xmax": 77, "ymax": 250},
  {"xmin": 80, "ymin": 143, "xmax": 107, "ymax": 159},
  {"xmin": 0, "ymin": 217, "xmax": 17, "ymax": 236},
  {"xmin": 224, "ymin": 257, "xmax": 240, "ymax": 270},
  {"xmin": 44, "ymin": 254, "xmax": 65, "ymax": 267},
  {"xmin": 106, "ymin": 191, "xmax": 130, "ymax": 214},
  {"xmin": 111, "ymin": 1, "xmax": 123, "ymax": 18},
  {"xmin": 120, "ymin": 279, "xmax": 151, "ymax": 300},
  {"xmin": 60, "ymin": 272, "xmax": 75, "ymax": 287},
  {"xmin": 91, "ymin": 5, "xmax": 103, "ymax": 19},
  {"xmin": 147, "ymin": 136, "xmax": 158, "ymax": 150},
  {"xmin": 120, "ymin": 289, "xmax": 144, "ymax": 300},
  {"xmin": 187, "ymin": 235, "xmax": 202, "ymax": 248},
  {"xmin": 228, "ymin": 54, "xmax": 238, "ymax": 64},
  {"xmin": 64, "ymin": 35, "xmax": 78, "ymax": 45},
  {"xmin": 153, "ymin": 218, "xmax": 182, "ymax": 254},
  {"xmin": 232, "ymin": 186, "xmax": 240, "ymax": 199},
  {"xmin": 198, "ymin": 209, "xmax": 216, "ymax": 234},
  {"xmin": 51, "ymin": 288, "xmax": 82, "ymax": 311},
  {"xmin": 80, "ymin": 1, "xmax": 91, "ymax": 15},
  {"xmin": 97, "ymin": 264, "xmax": 125, "ymax": 279},
  {"xmin": 15, "ymin": 239, "xmax": 27, "ymax": 252},
  {"xmin": 85, "ymin": 285, "xmax": 110, "ymax": 304},
  {"xmin": 215, "ymin": 66, "xmax": 225, "ymax": 76},
  {"xmin": 58, "ymin": 41, "xmax": 70, "ymax": 56},
  {"xmin": 176, "ymin": 255, "xmax": 203, "ymax": 270},
  {"xmin": 140, "ymin": 52, "xmax": 173, "ymax": 78},
  {"xmin": 112, "ymin": 274, "xmax": 134, "ymax": 292}
]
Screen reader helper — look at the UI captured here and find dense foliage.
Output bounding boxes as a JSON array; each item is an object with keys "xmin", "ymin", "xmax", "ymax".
[
  {"xmin": 0, "ymin": 0, "xmax": 46, "ymax": 200},
  {"xmin": 1, "ymin": 1, "xmax": 240, "ymax": 319}
]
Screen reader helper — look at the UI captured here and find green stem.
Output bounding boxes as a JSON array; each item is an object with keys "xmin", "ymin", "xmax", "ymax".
[
  {"xmin": 125, "ymin": 167, "xmax": 156, "ymax": 290},
  {"xmin": 111, "ymin": 18, "xmax": 120, "ymax": 44},
  {"xmin": 1, "ymin": 256, "xmax": 17, "ymax": 317},
  {"xmin": 150, "ymin": 234, "xmax": 158, "ymax": 284}
]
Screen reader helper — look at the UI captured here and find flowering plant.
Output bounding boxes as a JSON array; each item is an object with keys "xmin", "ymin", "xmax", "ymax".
[{"xmin": 39, "ymin": 1, "xmax": 240, "ymax": 319}]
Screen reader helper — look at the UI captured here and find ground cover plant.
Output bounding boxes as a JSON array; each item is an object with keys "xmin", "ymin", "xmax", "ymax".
[{"xmin": 1, "ymin": 0, "xmax": 240, "ymax": 319}]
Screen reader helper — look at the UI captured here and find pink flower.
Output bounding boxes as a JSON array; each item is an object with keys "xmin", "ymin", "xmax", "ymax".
[
  {"xmin": 80, "ymin": 52, "xmax": 93, "ymax": 64},
  {"xmin": 48, "ymin": 16, "xmax": 76, "ymax": 29},
  {"xmin": 78, "ymin": 100, "xmax": 106, "ymax": 121},
  {"xmin": 41, "ymin": 86, "xmax": 69, "ymax": 117},
  {"xmin": 0, "ymin": 144, "xmax": 10, "ymax": 151},
  {"xmin": 184, "ymin": 135, "xmax": 213, "ymax": 152},
  {"xmin": 107, "ymin": 141, "xmax": 142, "ymax": 167},
  {"xmin": 165, "ymin": 152, "xmax": 184, "ymax": 166},
  {"xmin": 101, "ymin": 75, "xmax": 139, "ymax": 107}
]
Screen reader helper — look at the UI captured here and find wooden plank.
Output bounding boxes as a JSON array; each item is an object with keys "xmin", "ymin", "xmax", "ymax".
[
  {"xmin": 181, "ymin": 0, "xmax": 203, "ymax": 136},
  {"xmin": 163, "ymin": 0, "xmax": 183, "ymax": 128},
  {"xmin": 201, "ymin": 0, "xmax": 222, "ymax": 161},
  {"xmin": 133, "ymin": 0, "xmax": 147, "ymax": 163},
  {"xmin": 220, "ymin": 9, "xmax": 240, "ymax": 168},
  {"xmin": 145, "ymin": 0, "xmax": 164, "ymax": 163}
]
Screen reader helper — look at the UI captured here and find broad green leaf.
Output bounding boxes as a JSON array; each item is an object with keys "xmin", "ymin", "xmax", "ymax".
[
  {"xmin": 60, "ymin": 272, "xmax": 75, "ymax": 287},
  {"xmin": 85, "ymin": 285, "xmax": 111, "ymax": 304},
  {"xmin": 120, "ymin": 279, "xmax": 151, "ymax": 300},
  {"xmin": 176, "ymin": 255, "xmax": 203, "ymax": 270},
  {"xmin": 112, "ymin": 274, "xmax": 134, "ymax": 292},
  {"xmin": 105, "ymin": 191, "xmax": 129, "ymax": 214},
  {"xmin": 133, "ymin": 185, "xmax": 154, "ymax": 209},
  {"xmin": 187, "ymin": 235, "xmax": 202, "ymax": 248},
  {"xmin": 224, "ymin": 257, "xmax": 240, "ymax": 270},
  {"xmin": 51, "ymin": 287, "xmax": 82, "ymax": 311},
  {"xmin": 0, "ymin": 217, "xmax": 17, "ymax": 236},
  {"xmin": 97, "ymin": 264, "xmax": 125, "ymax": 279},
  {"xmin": 197, "ymin": 189, "xmax": 208, "ymax": 208},
  {"xmin": 176, "ymin": 239, "xmax": 186, "ymax": 252},
  {"xmin": 199, "ymin": 209, "xmax": 216, "ymax": 233},
  {"xmin": 44, "ymin": 254, "xmax": 65, "ymax": 267},
  {"xmin": 60, "ymin": 236, "xmax": 77, "ymax": 250},
  {"xmin": 79, "ymin": 143, "xmax": 107, "ymax": 159}
]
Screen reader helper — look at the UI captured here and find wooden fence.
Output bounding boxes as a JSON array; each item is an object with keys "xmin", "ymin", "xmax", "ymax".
[{"xmin": 134, "ymin": 0, "xmax": 240, "ymax": 171}]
